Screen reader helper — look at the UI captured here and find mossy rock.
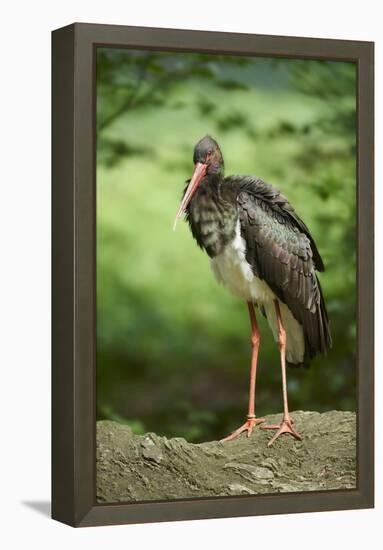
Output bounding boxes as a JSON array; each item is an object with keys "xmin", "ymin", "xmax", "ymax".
[{"xmin": 97, "ymin": 410, "xmax": 356, "ymax": 503}]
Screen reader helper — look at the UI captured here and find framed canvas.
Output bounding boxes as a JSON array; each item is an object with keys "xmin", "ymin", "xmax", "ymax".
[{"xmin": 52, "ymin": 23, "xmax": 374, "ymax": 527}]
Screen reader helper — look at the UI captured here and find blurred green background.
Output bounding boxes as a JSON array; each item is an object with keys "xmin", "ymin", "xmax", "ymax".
[{"xmin": 96, "ymin": 48, "xmax": 356, "ymax": 442}]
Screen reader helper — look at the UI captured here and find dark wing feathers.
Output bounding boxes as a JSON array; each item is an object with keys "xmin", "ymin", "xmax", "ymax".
[
  {"xmin": 228, "ymin": 176, "xmax": 331, "ymax": 363},
  {"xmin": 232, "ymin": 176, "xmax": 325, "ymax": 271}
]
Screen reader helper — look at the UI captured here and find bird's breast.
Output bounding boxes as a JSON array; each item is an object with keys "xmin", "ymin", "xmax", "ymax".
[
  {"xmin": 187, "ymin": 184, "xmax": 237, "ymax": 257},
  {"xmin": 210, "ymin": 220, "xmax": 276, "ymax": 305}
]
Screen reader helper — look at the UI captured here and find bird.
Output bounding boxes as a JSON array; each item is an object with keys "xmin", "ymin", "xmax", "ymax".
[{"xmin": 173, "ymin": 135, "xmax": 332, "ymax": 446}]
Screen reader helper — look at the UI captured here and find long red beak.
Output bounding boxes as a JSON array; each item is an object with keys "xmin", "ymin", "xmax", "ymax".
[{"xmin": 173, "ymin": 162, "xmax": 207, "ymax": 231}]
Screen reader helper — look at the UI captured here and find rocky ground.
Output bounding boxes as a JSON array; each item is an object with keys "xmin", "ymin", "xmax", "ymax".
[{"xmin": 97, "ymin": 410, "xmax": 356, "ymax": 503}]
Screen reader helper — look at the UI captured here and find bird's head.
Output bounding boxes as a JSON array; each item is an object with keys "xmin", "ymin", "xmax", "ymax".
[
  {"xmin": 193, "ymin": 135, "xmax": 224, "ymax": 175},
  {"xmin": 173, "ymin": 135, "xmax": 224, "ymax": 230}
]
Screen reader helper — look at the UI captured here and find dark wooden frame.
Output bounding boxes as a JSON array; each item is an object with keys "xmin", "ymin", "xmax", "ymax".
[{"xmin": 52, "ymin": 22, "xmax": 374, "ymax": 527}]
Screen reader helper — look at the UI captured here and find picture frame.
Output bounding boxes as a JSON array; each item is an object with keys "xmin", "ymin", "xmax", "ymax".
[{"xmin": 52, "ymin": 22, "xmax": 374, "ymax": 527}]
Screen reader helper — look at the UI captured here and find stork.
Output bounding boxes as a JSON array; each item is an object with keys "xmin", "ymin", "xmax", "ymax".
[{"xmin": 174, "ymin": 135, "xmax": 332, "ymax": 446}]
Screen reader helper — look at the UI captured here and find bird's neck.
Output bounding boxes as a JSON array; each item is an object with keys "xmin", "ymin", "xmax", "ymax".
[
  {"xmin": 187, "ymin": 171, "xmax": 237, "ymax": 258},
  {"xmin": 200, "ymin": 171, "xmax": 223, "ymax": 191}
]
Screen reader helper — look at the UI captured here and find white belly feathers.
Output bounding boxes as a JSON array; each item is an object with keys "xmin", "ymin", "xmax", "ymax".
[
  {"xmin": 210, "ymin": 220, "xmax": 305, "ymax": 364},
  {"xmin": 210, "ymin": 221, "xmax": 275, "ymax": 304}
]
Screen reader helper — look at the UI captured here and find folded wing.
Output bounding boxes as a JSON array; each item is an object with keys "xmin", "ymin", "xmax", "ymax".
[{"xmin": 227, "ymin": 176, "xmax": 332, "ymax": 362}]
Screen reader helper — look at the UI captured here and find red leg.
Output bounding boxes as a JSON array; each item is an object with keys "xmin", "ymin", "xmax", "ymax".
[
  {"xmin": 221, "ymin": 302, "xmax": 265, "ymax": 442},
  {"xmin": 261, "ymin": 300, "xmax": 302, "ymax": 447}
]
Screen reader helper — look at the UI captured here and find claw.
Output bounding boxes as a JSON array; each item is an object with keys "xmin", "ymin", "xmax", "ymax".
[
  {"xmin": 261, "ymin": 416, "xmax": 302, "ymax": 447},
  {"xmin": 221, "ymin": 416, "xmax": 265, "ymax": 442}
]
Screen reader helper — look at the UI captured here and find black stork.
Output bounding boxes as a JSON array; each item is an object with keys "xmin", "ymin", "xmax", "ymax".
[{"xmin": 173, "ymin": 135, "xmax": 332, "ymax": 446}]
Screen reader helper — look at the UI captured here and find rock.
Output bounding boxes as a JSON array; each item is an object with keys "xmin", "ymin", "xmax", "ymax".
[
  {"xmin": 227, "ymin": 483, "xmax": 256, "ymax": 495},
  {"xmin": 224, "ymin": 462, "xmax": 274, "ymax": 479},
  {"xmin": 96, "ymin": 411, "xmax": 356, "ymax": 503},
  {"xmin": 141, "ymin": 438, "xmax": 164, "ymax": 463}
]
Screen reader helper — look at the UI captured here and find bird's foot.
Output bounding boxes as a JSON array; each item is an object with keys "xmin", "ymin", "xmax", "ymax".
[
  {"xmin": 261, "ymin": 415, "xmax": 302, "ymax": 447},
  {"xmin": 220, "ymin": 415, "xmax": 265, "ymax": 442}
]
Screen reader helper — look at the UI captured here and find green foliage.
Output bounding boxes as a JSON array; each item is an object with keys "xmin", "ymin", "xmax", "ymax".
[
  {"xmin": 96, "ymin": 49, "xmax": 357, "ymax": 443},
  {"xmin": 97, "ymin": 49, "xmax": 253, "ymax": 136}
]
